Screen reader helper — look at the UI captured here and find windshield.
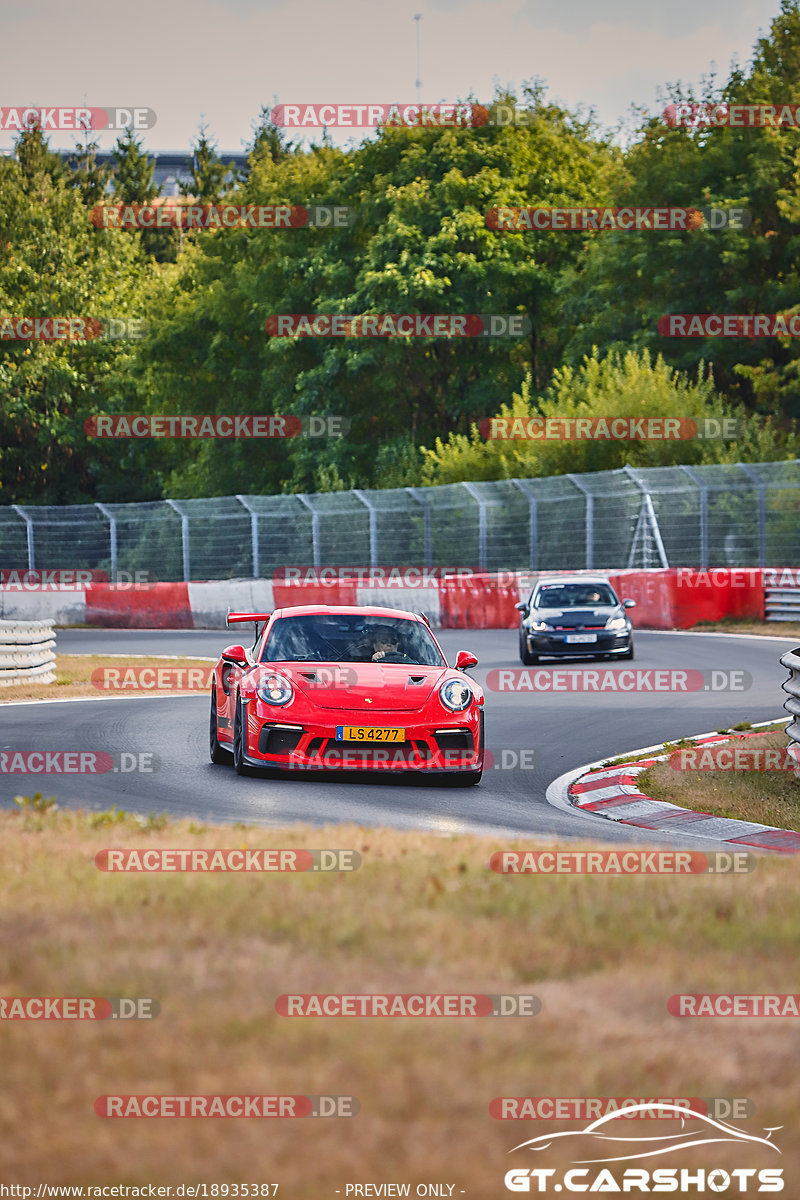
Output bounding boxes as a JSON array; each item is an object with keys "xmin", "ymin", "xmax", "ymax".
[
  {"xmin": 532, "ymin": 583, "xmax": 617, "ymax": 609},
  {"xmin": 261, "ymin": 614, "xmax": 446, "ymax": 666}
]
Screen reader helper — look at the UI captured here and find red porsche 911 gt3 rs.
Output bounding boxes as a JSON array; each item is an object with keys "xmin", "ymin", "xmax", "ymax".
[{"xmin": 209, "ymin": 604, "xmax": 484, "ymax": 785}]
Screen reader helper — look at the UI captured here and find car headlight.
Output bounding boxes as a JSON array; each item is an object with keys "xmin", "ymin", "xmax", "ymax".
[
  {"xmin": 605, "ymin": 616, "xmax": 628, "ymax": 632},
  {"xmin": 256, "ymin": 672, "xmax": 293, "ymax": 706},
  {"xmin": 530, "ymin": 620, "xmax": 552, "ymax": 632},
  {"xmin": 439, "ymin": 678, "xmax": 474, "ymax": 711}
]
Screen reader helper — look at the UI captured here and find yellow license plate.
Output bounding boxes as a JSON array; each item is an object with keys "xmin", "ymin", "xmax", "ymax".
[{"xmin": 335, "ymin": 726, "xmax": 405, "ymax": 742}]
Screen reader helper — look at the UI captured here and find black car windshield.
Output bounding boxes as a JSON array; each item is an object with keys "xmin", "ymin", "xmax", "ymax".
[
  {"xmin": 261, "ymin": 614, "xmax": 446, "ymax": 666},
  {"xmin": 533, "ymin": 583, "xmax": 617, "ymax": 608}
]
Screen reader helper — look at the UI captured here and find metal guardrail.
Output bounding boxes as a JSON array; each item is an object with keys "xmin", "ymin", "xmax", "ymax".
[
  {"xmin": 0, "ymin": 619, "xmax": 56, "ymax": 686},
  {"xmin": 766, "ymin": 585, "xmax": 800, "ymax": 621},
  {"xmin": 779, "ymin": 646, "xmax": 800, "ymax": 762}
]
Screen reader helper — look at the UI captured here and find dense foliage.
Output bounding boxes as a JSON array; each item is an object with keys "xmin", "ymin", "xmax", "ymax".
[{"xmin": 2, "ymin": 3, "xmax": 800, "ymax": 504}]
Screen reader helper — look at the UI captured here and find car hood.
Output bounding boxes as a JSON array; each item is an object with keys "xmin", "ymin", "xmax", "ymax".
[
  {"xmin": 251, "ymin": 661, "xmax": 453, "ymax": 711},
  {"xmin": 527, "ymin": 605, "xmax": 621, "ymax": 628}
]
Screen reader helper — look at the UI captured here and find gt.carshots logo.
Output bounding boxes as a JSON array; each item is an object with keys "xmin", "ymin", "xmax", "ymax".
[
  {"xmin": 504, "ymin": 1104, "xmax": 783, "ymax": 1192},
  {"xmin": 487, "ymin": 668, "xmax": 751, "ymax": 693}
]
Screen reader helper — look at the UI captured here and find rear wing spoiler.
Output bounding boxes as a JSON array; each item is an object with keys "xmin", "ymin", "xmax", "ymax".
[{"xmin": 226, "ymin": 611, "xmax": 272, "ymax": 627}]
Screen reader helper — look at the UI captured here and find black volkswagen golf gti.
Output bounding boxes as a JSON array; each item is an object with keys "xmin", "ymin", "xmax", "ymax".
[{"xmin": 516, "ymin": 575, "xmax": 636, "ymax": 664}]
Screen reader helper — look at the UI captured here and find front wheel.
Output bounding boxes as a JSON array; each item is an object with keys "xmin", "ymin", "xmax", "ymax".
[
  {"xmin": 233, "ymin": 697, "xmax": 254, "ymax": 776},
  {"xmin": 209, "ymin": 687, "xmax": 233, "ymax": 765},
  {"xmin": 621, "ymin": 640, "xmax": 635, "ymax": 661},
  {"xmin": 519, "ymin": 627, "xmax": 538, "ymax": 665}
]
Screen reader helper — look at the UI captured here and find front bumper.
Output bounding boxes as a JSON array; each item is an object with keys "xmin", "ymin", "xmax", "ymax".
[
  {"xmin": 524, "ymin": 629, "xmax": 632, "ymax": 656},
  {"xmin": 241, "ymin": 711, "xmax": 484, "ymax": 773}
]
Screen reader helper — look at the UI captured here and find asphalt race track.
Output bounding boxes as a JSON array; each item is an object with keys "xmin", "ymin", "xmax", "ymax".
[{"xmin": 0, "ymin": 627, "xmax": 795, "ymax": 847}]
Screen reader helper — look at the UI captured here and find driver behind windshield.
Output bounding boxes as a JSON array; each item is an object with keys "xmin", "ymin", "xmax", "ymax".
[{"xmin": 370, "ymin": 627, "xmax": 409, "ymax": 662}]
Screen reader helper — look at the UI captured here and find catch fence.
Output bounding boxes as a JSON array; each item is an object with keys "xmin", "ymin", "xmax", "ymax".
[{"xmin": 2, "ymin": 461, "xmax": 799, "ymax": 581}]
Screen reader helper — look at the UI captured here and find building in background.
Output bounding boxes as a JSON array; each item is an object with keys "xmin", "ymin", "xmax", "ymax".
[{"xmin": 0, "ymin": 148, "xmax": 249, "ymax": 195}]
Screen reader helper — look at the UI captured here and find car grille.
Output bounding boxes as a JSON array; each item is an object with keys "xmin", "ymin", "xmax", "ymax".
[
  {"xmin": 433, "ymin": 730, "xmax": 473, "ymax": 754},
  {"xmin": 258, "ymin": 726, "xmax": 303, "ymax": 755}
]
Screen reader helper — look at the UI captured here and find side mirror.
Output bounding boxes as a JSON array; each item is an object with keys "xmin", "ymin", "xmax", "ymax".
[
  {"xmin": 455, "ymin": 650, "xmax": 478, "ymax": 671},
  {"xmin": 221, "ymin": 644, "xmax": 248, "ymax": 666},
  {"xmin": 515, "ymin": 602, "xmax": 529, "ymax": 613},
  {"xmin": 623, "ymin": 598, "xmax": 636, "ymax": 609}
]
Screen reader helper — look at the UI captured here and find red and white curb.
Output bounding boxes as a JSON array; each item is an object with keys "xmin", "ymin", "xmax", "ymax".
[{"xmin": 547, "ymin": 721, "xmax": 800, "ymax": 854}]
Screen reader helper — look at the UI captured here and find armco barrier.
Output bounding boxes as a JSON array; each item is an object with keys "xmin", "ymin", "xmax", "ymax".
[
  {"xmin": 0, "ymin": 568, "xmax": 783, "ymax": 630},
  {"xmin": 765, "ymin": 567, "xmax": 800, "ymax": 622},
  {"xmin": 0, "ymin": 619, "xmax": 56, "ymax": 686},
  {"xmin": 780, "ymin": 646, "xmax": 800, "ymax": 761}
]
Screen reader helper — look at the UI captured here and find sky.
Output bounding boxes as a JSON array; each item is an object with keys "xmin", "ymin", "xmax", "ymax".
[{"xmin": 1, "ymin": 0, "xmax": 784, "ymax": 153}]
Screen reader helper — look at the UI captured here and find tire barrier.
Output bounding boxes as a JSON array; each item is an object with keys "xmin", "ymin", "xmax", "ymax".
[{"xmin": 0, "ymin": 619, "xmax": 56, "ymax": 686}]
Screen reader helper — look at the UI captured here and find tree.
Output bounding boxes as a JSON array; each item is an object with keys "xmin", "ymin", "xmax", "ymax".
[
  {"xmin": 111, "ymin": 128, "xmax": 157, "ymax": 204},
  {"xmin": 180, "ymin": 125, "xmax": 238, "ymax": 204},
  {"xmin": 419, "ymin": 349, "xmax": 798, "ymax": 485},
  {"xmin": 110, "ymin": 128, "xmax": 176, "ymax": 262},
  {"xmin": 0, "ymin": 128, "xmax": 163, "ymax": 505},
  {"xmin": 557, "ymin": 0, "xmax": 800, "ymax": 421},
  {"xmin": 127, "ymin": 86, "xmax": 618, "ymax": 496}
]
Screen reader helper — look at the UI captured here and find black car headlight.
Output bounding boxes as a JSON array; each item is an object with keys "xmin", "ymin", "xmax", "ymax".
[
  {"xmin": 529, "ymin": 620, "xmax": 552, "ymax": 632},
  {"xmin": 439, "ymin": 679, "xmax": 474, "ymax": 711},
  {"xmin": 256, "ymin": 672, "xmax": 294, "ymax": 706},
  {"xmin": 605, "ymin": 615, "xmax": 628, "ymax": 632}
]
